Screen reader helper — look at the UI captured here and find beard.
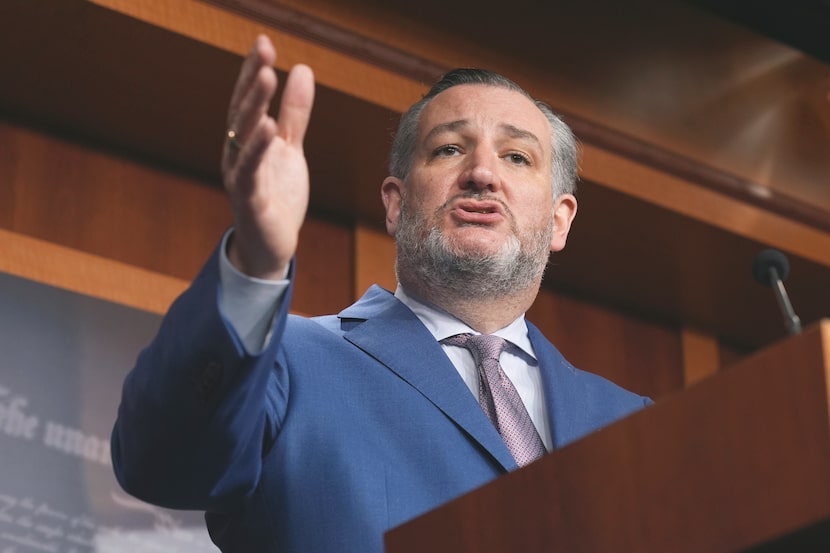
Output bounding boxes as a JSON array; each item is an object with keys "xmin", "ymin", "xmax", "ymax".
[{"xmin": 394, "ymin": 192, "xmax": 554, "ymax": 300}]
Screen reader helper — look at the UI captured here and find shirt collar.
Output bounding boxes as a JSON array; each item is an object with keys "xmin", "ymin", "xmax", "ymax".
[{"xmin": 394, "ymin": 285, "xmax": 537, "ymax": 360}]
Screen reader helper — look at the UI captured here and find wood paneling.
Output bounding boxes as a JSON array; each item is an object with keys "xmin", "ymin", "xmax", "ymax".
[
  {"xmin": 549, "ymin": 179, "xmax": 830, "ymax": 350},
  {"xmin": 681, "ymin": 327, "xmax": 721, "ymax": 387},
  {"xmin": 0, "ymin": 121, "xmax": 230, "ymax": 280},
  {"xmin": 528, "ymin": 287, "xmax": 684, "ymax": 399},
  {"xmin": 718, "ymin": 340, "xmax": 752, "ymax": 370},
  {"xmin": 0, "ymin": 229, "xmax": 187, "ymax": 315},
  {"xmin": 213, "ymin": 0, "xmax": 830, "ymax": 234},
  {"xmin": 354, "ymin": 224, "xmax": 396, "ymax": 297},
  {"xmin": 215, "ymin": 0, "xmax": 830, "ymax": 221},
  {"xmin": 581, "ymin": 145, "xmax": 830, "ymax": 266},
  {"xmin": 4, "ymin": 0, "xmax": 830, "ymax": 348},
  {"xmin": 293, "ymin": 216, "xmax": 355, "ymax": 315},
  {"xmin": 0, "ymin": 120, "xmax": 354, "ymax": 315},
  {"xmin": 86, "ymin": 0, "xmax": 425, "ymax": 112}
]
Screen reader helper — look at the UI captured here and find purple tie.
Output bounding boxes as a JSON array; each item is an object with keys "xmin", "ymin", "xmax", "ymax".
[{"xmin": 443, "ymin": 333, "xmax": 546, "ymax": 467}]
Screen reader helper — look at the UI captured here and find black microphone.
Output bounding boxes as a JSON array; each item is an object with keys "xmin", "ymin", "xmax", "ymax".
[{"xmin": 752, "ymin": 249, "xmax": 802, "ymax": 335}]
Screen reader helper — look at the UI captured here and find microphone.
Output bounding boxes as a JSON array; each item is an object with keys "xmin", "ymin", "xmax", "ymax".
[{"xmin": 752, "ymin": 249, "xmax": 802, "ymax": 335}]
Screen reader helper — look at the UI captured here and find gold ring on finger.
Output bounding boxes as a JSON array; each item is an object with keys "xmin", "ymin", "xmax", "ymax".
[{"xmin": 226, "ymin": 129, "xmax": 243, "ymax": 151}]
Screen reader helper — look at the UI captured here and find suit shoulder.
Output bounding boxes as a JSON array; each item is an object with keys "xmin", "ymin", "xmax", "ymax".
[
  {"xmin": 284, "ymin": 313, "xmax": 347, "ymax": 338},
  {"xmin": 570, "ymin": 364, "xmax": 652, "ymax": 408}
]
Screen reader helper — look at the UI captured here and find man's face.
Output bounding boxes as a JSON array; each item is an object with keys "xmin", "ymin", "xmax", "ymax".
[
  {"xmin": 406, "ymin": 84, "xmax": 555, "ymax": 255},
  {"xmin": 383, "ymin": 84, "xmax": 576, "ymax": 296}
]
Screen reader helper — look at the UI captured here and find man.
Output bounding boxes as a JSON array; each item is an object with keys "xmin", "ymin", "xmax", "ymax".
[{"xmin": 112, "ymin": 35, "xmax": 649, "ymax": 552}]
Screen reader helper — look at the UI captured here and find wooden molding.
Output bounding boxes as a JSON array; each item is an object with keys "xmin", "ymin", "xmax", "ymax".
[
  {"xmin": 570, "ymin": 117, "xmax": 830, "ymax": 236},
  {"xmin": 0, "ymin": 229, "xmax": 187, "ymax": 315},
  {"xmin": 200, "ymin": 0, "xmax": 445, "ymax": 83},
  {"xmin": 580, "ymin": 143, "xmax": 830, "ymax": 268},
  {"xmin": 86, "ymin": 0, "xmax": 426, "ymax": 112}
]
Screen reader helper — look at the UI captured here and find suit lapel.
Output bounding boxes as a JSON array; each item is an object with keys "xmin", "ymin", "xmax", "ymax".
[
  {"xmin": 339, "ymin": 286, "xmax": 517, "ymax": 472},
  {"xmin": 528, "ymin": 321, "xmax": 596, "ymax": 449}
]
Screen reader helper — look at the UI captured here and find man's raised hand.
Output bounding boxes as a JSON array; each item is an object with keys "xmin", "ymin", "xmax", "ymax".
[{"xmin": 221, "ymin": 35, "xmax": 315, "ymax": 280}]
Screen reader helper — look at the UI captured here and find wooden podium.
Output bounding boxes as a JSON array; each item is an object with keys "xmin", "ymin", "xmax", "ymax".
[{"xmin": 386, "ymin": 320, "xmax": 830, "ymax": 552}]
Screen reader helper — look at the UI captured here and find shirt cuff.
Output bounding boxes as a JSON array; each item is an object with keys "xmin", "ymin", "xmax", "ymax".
[{"xmin": 218, "ymin": 230, "xmax": 290, "ymax": 354}]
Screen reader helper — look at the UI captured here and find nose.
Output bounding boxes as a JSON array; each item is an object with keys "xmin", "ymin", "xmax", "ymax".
[{"xmin": 460, "ymin": 150, "xmax": 501, "ymax": 193}]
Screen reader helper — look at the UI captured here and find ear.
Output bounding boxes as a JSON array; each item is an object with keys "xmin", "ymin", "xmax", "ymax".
[
  {"xmin": 549, "ymin": 193, "xmax": 577, "ymax": 252},
  {"xmin": 381, "ymin": 176, "xmax": 404, "ymax": 237}
]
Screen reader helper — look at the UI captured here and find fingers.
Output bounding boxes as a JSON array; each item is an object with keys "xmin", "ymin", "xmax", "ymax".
[
  {"xmin": 276, "ymin": 64, "xmax": 315, "ymax": 146},
  {"xmin": 224, "ymin": 36, "xmax": 315, "ymax": 158},
  {"xmin": 218, "ymin": 36, "xmax": 314, "ymax": 279},
  {"xmin": 227, "ymin": 35, "xmax": 275, "ymax": 128},
  {"xmin": 233, "ymin": 117, "xmax": 277, "ymax": 192},
  {"xmin": 222, "ymin": 36, "xmax": 279, "ymax": 182},
  {"xmin": 227, "ymin": 64, "xmax": 277, "ymax": 151},
  {"xmin": 221, "ymin": 36, "xmax": 315, "ymax": 197},
  {"xmin": 225, "ymin": 40, "xmax": 278, "ymax": 160}
]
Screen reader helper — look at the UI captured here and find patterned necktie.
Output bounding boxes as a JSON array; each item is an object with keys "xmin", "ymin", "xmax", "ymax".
[{"xmin": 443, "ymin": 333, "xmax": 546, "ymax": 467}]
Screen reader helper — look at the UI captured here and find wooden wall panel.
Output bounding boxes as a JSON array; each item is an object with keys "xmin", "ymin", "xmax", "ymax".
[
  {"xmin": 718, "ymin": 341, "xmax": 751, "ymax": 370},
  {"xmin": 5, "ymin": 1, "xmax": 830, "ymax": 348},
  {"xmin": 354, "ymin": 224, "xmax": 397, "ymax": 297},
  {"xmin": 528, "ymin": 288, "xmax": 684, "ymax": 399},
  {"xmin": 581, "ymin": 145, "xmax": 830, "ymax": 267},
  {"xmin": 0, "ymin": 121, "xmax": 230, "ymax": 280},
  {"xmin": 681, "ymin": 327, "xmax": 721, "ymax": 387},
  {"xmin": 294, "ymin": 217, "xmax": 355, "ymax": 315},
  {"xmin": 0, "ymin": 121, "xmax": 354, "ymax": 315},
  {"xmin": 0, "ymin": 229, "xmax": 187, "ymax": 315},
  {"xmin": 87, "ymin": 0, "xmax": 425, "ymax": 112}
]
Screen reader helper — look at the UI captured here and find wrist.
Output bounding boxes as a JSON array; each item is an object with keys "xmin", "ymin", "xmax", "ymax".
[{"xmin": 226, "ymin": 230, "xmax": 292, "ymax": 281}]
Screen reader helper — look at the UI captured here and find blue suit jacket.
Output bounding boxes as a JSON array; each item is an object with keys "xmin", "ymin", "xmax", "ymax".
[{"xmin": 112, "ymin": 250, "xmax": 650, "ymax": 553}]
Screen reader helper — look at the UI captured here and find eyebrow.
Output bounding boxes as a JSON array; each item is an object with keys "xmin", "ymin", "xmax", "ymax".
[
  {"xmin": 423, "ymin": 120, "xmax": 469, "ymax": 144},
  {"xmin": 423, "ymin": 119, "xmax": 543, "ymax": 149},
  {"xmin": 501, "ymin": 124, "xmax": 542, "ymax": 148}
]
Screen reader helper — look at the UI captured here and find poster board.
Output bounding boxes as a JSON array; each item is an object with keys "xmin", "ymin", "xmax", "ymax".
[{"xmin": 0, "ymin": 230, "xmax": 218, "ymax": 552}]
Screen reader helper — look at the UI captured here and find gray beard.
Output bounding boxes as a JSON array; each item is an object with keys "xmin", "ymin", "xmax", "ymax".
[{"xmin": 394, "ymin": 194, "xmax": 554, "ymax": 300}]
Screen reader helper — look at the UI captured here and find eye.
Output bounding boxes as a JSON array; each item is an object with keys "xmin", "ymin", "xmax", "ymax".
[
  {"xmin": 506, "ymin": 152, "xmax": 531, "ymax": 165},
  {"xmin": 434, "ymin": 145, "xmax": 461, "ymax": 157}
]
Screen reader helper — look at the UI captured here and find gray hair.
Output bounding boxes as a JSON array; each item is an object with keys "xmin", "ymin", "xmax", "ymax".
[{"xmin": 388, "ymin": 68, "xmax": 579, "ymax": 197}]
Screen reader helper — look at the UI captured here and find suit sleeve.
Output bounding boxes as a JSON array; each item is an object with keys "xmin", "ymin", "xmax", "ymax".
[{"xmin": 110, "ymin": 245, "xmax": 293, "ymax": 513}]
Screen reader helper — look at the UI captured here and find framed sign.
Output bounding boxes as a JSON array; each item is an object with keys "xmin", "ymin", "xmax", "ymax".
[{"xmin": 0, "ymin": 230, "xmax": 218, "ymax": 552}]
